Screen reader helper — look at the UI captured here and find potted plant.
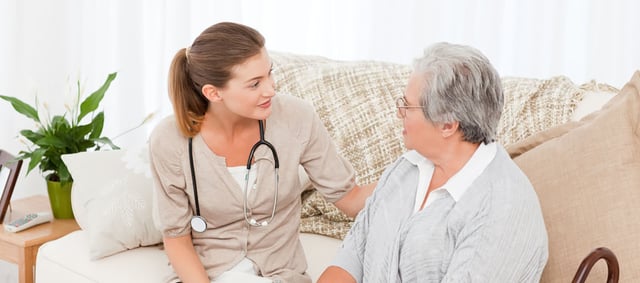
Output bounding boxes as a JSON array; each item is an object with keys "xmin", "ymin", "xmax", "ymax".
[{"xmin": 0, "ymin": 72, "xmax": 120, "ymax": 219}]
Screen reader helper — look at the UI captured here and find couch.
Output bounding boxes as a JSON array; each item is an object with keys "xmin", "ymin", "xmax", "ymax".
[{"xmin": 34, "ymin": 51, "xmax": 638, "ymax": 282}]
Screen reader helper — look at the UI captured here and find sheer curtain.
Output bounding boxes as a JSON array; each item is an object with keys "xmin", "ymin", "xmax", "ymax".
[{"xmin": 1, "ymin": 0, "xmax": 638, "ymax": 198}]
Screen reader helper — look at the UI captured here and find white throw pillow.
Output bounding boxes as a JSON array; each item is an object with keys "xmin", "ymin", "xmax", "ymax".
[{"xmin": 62, "ymin": 144, "xmax": 162, "ymax": 260}]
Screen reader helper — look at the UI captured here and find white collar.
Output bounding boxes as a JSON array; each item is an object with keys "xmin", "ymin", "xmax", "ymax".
[
  {"xmin": 443, "ymin": 142, "xmax": 497, "ymax": 201},
  {"xmin": 402, "ymin": 142, "xmax": 497, "ymax": 204}
]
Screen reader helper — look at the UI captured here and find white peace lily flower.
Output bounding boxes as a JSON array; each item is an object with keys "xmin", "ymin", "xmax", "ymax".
[
  {"xmin": 38, "ymin": 101, "xmax": 51, "ymax": 127},
  {"xmin": 64, "ymin": 75, "xmax": 80, "ymax": 118}
]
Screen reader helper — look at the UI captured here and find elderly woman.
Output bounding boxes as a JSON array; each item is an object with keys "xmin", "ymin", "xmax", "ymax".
[{"xmin": 318, "ymin": 42, "xmax": 548, "ymax": 283}]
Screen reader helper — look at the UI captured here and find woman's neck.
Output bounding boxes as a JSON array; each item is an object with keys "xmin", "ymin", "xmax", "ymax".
[
  {"xmin": 426, "ymin": 140, "xmax": 480, "ymax": 180},
  {"xmin": 201, "ymin": 111, "xmax": 259, "ymax": 143}
]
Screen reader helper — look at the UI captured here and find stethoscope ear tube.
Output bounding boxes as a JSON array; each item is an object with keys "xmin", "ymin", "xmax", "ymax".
[
  {"xmin": 246, "ymin": 119, "xmax": 279, "ymax": 170},
  {"xmin": 189, "ymin": 138, "xmax": 202, "ymax": 217},
  {"xmin": 189, "ymin": 137, "xmax": 206, "ymax": 232}
]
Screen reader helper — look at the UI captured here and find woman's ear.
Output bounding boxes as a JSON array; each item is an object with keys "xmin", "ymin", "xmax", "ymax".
[
  {"xmin": 201, "ymin": 84, "xmax": 222, "ymax": 102},
  {"xmin": 440, "ymin": 121, "xmax": 459, "ymax": 138}
]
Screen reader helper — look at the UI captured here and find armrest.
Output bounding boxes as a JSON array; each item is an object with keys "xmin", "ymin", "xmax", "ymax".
[{"xmin": 571, "ymin": 247, "xmax": 619, "ymax": 283}]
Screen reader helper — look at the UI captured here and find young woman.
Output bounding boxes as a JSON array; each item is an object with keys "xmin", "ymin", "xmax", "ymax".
[{"xmin": 149, "ymin": 22, "xmax": 372, "ymax": 283}]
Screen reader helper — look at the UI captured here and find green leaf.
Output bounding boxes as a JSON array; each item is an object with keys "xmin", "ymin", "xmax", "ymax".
[
  {"xmin": 78, "ymin": 72, "xmax": 117, "ymax": 122},
  {"xmin": 35, "ymin": 135, "xmax": 68, "ymax": 148},
  {"xmin": 15, "ymin": 151, "xmax": 32, "ymax": 165},
  {"xmin": 19, "ymin": 129, "xmax": 44, "ymax": 144},
  {"xmin": 74, "ymin": 140, "xmax": 96, "ymax": 153},
  {"xmin": 70, "ymin": 123, "xmax": 94, "ymax": 140},
  {"xmin": 89, "ymin": 112, "xmax": 105, "ymax": 139},
  {"xmin": 0, "ymin": 95, "xmax": 40, "ymax": 122},
  {"xmin": 52, "ymin": 156, "xmax": 72, "ymax": 183},
  {"xmin": 27, "ymin": 148, "xmax": 47, "ymax": 174},
  {"xmin": 58, "ymin": 168, "xmax": 72, "ymax": 183},
  {"xmin": 49, "ymin": 115, "xmax": 71, "ymax": 135},
  {"xmin": 94, "ymin": 137, "xmax": 120, "ymax": 150}
]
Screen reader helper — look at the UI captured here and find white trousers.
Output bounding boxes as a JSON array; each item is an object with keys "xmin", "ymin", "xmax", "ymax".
[{"xmin": 213, "ymin": 271, "xmax": 273, "ymax": 283}]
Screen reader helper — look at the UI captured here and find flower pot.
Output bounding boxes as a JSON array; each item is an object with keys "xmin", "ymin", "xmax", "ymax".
[{"xmin": 46, "ymin": 180, "xmax": 75, "ymax": 219}]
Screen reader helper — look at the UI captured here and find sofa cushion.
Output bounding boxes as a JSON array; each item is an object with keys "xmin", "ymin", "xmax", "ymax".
[
  {"xmin": 506, "ymin": 71, "xmax": 640, "ymax": 282},
  {"xmin": 36, "ymin": 230, "xmax": 340, "ymax": 283},
  {"xmin": 36, "ymin": 230, "xmax": 170, "ymax": 283},
  {"xmin": 62, "ymin": 145, "xmax": 162, "ymax": 260}
]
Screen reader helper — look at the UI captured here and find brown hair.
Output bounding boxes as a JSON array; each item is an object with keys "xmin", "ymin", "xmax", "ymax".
[{"xmin": 168, "ymin": 22, "xmax": 266, "ymax": 137}]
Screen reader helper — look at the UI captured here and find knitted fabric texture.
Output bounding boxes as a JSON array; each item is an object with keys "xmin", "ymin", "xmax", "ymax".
[{"xmin": 499, "ymin": 76, "xmax": 584, "ymax": 146}]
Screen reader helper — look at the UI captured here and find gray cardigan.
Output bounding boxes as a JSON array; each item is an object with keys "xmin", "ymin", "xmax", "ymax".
[{"xmin": 333, "ymin": 146, "xmax": 548, "ymax": 283}]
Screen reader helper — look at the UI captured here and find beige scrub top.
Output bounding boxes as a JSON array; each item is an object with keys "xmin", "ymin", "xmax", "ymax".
[{"xmin": 149, "ymin": 94, "xmax": 356, "ymax": 283}]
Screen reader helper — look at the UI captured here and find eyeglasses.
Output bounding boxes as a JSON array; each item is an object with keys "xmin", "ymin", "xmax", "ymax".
[{"xmin": 395, "ymin": 97, "xmax": 425, "ymax": 118}]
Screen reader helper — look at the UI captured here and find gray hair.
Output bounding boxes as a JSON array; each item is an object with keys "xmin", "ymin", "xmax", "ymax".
[{"xmin": 413, "ymin": 42, "xmax": 503, "ymax": 144}]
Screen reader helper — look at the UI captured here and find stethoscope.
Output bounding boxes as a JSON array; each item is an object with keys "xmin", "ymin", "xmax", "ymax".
[{"xmin": 188, "ymin": 120, "xmax": 280, "ymax": 233}]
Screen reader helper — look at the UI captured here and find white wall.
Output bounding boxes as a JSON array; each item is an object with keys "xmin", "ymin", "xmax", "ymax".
[{"xmin": 1, "ymin": 0, "xmax": 639, "ymax": 200}]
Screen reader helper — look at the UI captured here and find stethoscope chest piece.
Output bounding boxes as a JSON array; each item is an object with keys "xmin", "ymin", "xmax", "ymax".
[{"xmin": 191, "ymin": 216, "xmax": 207, "ymax": 233}]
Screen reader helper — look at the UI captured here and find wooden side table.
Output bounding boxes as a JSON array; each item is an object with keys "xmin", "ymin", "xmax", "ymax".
[{"xmin": 0, "ymin": 195, "xmax": 80, "ymax": 283}]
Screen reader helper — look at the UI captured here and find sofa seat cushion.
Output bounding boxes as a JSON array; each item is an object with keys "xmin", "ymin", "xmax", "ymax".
[
  {"xmin": 300, "ymin": 232, "xmax": 342, "ymax": 282},
  {"xmin": 36, "ymin": 230, "xmax": 341, "ymax": 283},
  {"xmin": 507, "ymin": 71, "xmax": 640, "ymax": 282},
  {"xmin": 36, "ymin": 230, "xmax": 170, "ymax": 283}
]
